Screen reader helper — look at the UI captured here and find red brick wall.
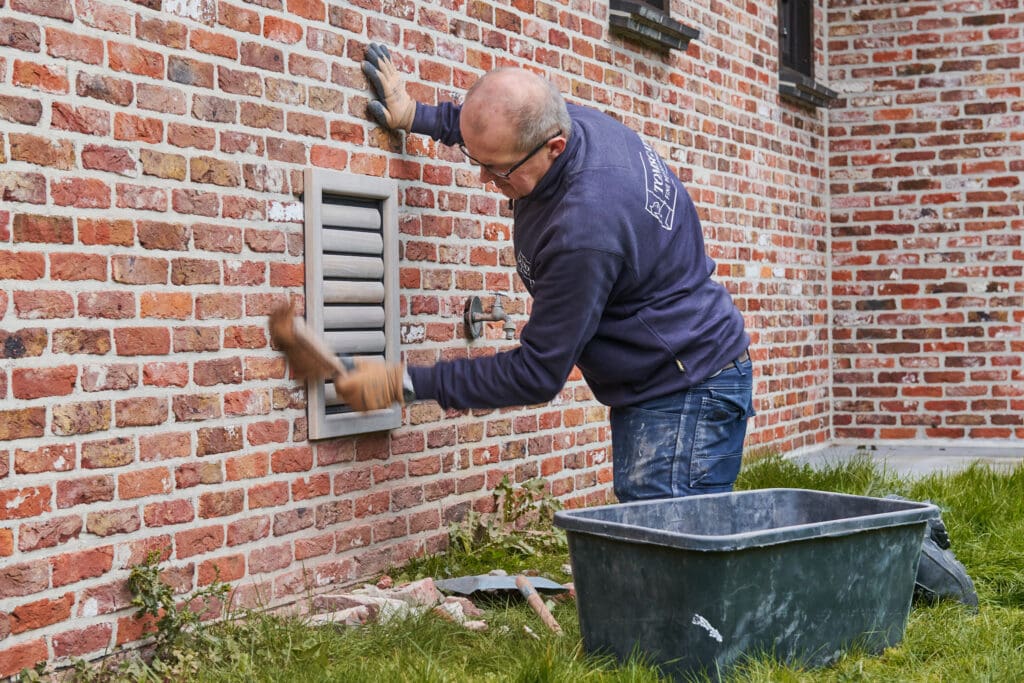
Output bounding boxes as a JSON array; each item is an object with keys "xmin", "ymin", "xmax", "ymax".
[
  {"xmin": 3, "ymin": 0, "xmax": 989, "ymax": 673},
  {"xmin": 828, "ymin": 1, "xmax": 1024, "ymax": 441}
]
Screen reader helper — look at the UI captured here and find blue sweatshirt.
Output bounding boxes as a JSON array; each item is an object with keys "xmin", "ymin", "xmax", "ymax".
[{"xmin": 407, "ymin": 102, "xmax": 749, "ymax": 409}]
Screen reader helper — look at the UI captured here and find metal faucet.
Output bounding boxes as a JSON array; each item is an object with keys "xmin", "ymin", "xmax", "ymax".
[{"xmin": 464, "ymin": 293, "xmax": 516, "ymax": 340}]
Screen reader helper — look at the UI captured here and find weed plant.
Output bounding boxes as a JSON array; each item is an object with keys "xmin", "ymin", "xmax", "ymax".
[{"xmin": 20, "ymin": 457, "xmax": 1024, "ymax": 682}]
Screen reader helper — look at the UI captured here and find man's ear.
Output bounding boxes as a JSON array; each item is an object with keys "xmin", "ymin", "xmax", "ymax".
[{"xmin": 549, "ymin": 135, "xmax": 567, "ymax": 157}]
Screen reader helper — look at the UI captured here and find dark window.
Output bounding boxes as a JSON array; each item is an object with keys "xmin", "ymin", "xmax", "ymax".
[{"xmin": 779, "ymin": 0, "xmax": 813, "ymax": 77}]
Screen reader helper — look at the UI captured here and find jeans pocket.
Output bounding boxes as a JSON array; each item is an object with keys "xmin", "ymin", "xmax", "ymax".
[
  {"xmin": 611, "ymin": 406, "xmax": 681, "ymax": 502},
  {"xmin": 689, "ymin": 390, "xmax": 749, "ymax": 489}
]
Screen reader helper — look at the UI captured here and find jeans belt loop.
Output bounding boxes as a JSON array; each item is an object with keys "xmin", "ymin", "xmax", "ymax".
[{"xmin": 708, "ymin": 349, "xmax": 749, "ymax": 380}]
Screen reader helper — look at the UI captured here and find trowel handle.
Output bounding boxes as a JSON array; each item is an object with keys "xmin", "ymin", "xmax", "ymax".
[{"xmin": 515, "ymin": 575, "xmax": 563, "ymax": 635}]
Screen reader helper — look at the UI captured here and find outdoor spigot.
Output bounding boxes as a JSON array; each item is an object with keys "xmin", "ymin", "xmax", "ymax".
[{"xmin": 464, "ymin": 293, "xmax": 515, "ymax": 340}]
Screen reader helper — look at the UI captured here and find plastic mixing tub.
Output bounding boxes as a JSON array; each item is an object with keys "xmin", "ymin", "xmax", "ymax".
[{"xmin": 553, "ymin": 488, "xmax": 937, "ymax": 680}]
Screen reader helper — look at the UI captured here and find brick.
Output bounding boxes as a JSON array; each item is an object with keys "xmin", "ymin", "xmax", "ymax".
[
  {"xmin": 140, "ymin": 148, "xmax": 187, "ymax": 180},
  {"xmin": 139, "ymin": 431, "xmax": 191, "ymax": 461},
  {"xmin": 248, "ymin": 542, "xmax": 290, "ymax": 573},
  {"xmin": 108, "ymin": 42, "xmax": 163, "ymax": 78},
  {"xmin": 171, "ymin": 188, "xmax": 219, "ymax": 216},
  {"xmin": 13, "ymin": 289, "xmax": 74, "ymax": 318},
  {"xmin": 78, "ymin": 291, "xmax": 135, "ymax": 319},
  {"xmin": 175, "ymin": 461, "xmax": 222, "ymax": 488},
  {"xmin": 119, "ymin": 467, "xmax": 171, "ymax": 499},
  {"xmin": 247, "ymin": 481, "xmax": 288, "ymax": 509},
  {"xmin": 173, "ymin": 393, "xmax": 221, "ymax": 421},
  {"xmin": 14, "ymin": 443, "xmax": 74, "ymax": 474},
  {"xmin": 51, "ymin": 401, "xmax": 110, "ymax": 436},
  {"xmin": 198, "ymin": 554, "xmax": 245, "ymax": 584},
  {"xmin": 81, "ymin": 437, "xmax": 133, "ymax": 469},
  {"xmin": 197, "ymin": 426, "xmax": 243, "ymax": 455},
  {"xmin": 168, "ymin": 55, "xmax": 216, "ymax": 88},
  {"xmin": 0, "ymin": 639, "xmax": 47, "ymax": 679},
  {"xmin": 115, "ymin": 396, "xmax": 168, "ymax": 427},
  {"xmin": 86, "ymin": 507, "xmax": 141, "ymax": 536},
  {"xmin": 14, "ymin": 214, "xmax": 73, "ymax": 243},
  {"xmin": 191, "ymin": 156, "xmax": 240, "ymax": 186},
  {"xmin": 143, "ymin": 498, "xmax": 195, "ymax": 527},
  {"xmin": 78, "ymin": 217, "xmax": 133, "ymax": 245},
  {"xmin": 0, "ymin": 171, "xmax": 46, "ymax": 204},
  {"xmin": 51, "ymin": 253, "xmax": 107, "ymax": 281},
  {"xmin": 52, "ymin": 177, "xmax": 111, "ymax": 208},
  {"xmin": 240, "ymin": 42, "xmax": 284, "ymax": 72},
  {"xmin": 0, "ymin": 94, "xmax": 42, "ymax": 124},
  {"xmin": 135, "ymin": 14, "xmax": 187, "ymax": 48},
  {"xmin": 13, "ymin": 59, "xmax": 69, "ymax": 93},
  {"xmin": 12, "ymin": 365, "xmax": 77, "ymax": 399},
  {"xmin": 82, "ymin": 144, "xmax": 137, "ymax": 175},
  {"xmin": 76, "ymin": 72, "xmax": 133, "ymax": 106},
  {"xmin": 0, "ymin": 486, "xmax": 50, "ymax": 520},
  {"xmin": 113, "ymin": 112, "xmax": 162, "ymax": 143},
  {"xmin": 175, "ymin": 525, "xmax": 224, "ymax": 558},
  {"xmin": 81, "ymin": 363, "xmax": 137, "ymax": 392},
  {"xmin": 56, "ymin": 474, "xmax": 114, "ymax": 507},
  {"xmin": 199, "ymin": 489, "xmax": 244, "ymax": 518},
  {"xmin": 168, "ymin": 122, "xmax": 216, "ymax": 150},
  {"xmin": 18, "ymin": 515, "xmax": 81, "ymax": 551},
  {"xmin": 1, "ymin": 328, "xmax": 47, "ymax": 358},
  {"xmin": 0, "ymin": 17, "xmax": 42, "ymax": 52},
  {"xmin": 50, "ymin": 546, "xmax": 113, "ymax": 587},
  {"xmin": 113, "ymin": 327, "xmax": 170, "ymax": 355},
  {"xmin": 111, "ymin": 255, "xmax": 168, "ymax": 285},
  {"xmin": 139, "ymin": 292, "xmax": 192, "ymax": 320},
  {"xmin": 52, "ymin": 623, "xmax": 113, "ymax": 658},
  {"xmin": 10, "ymin": 133, "xmax": 75, "ymax": 168}
]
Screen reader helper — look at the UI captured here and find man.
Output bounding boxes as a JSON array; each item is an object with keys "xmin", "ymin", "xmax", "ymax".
[{"xmin": 335, "ymin": 43, "xmax": 754, "ymax": 502}]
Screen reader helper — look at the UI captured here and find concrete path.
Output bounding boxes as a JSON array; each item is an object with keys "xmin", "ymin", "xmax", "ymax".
[{"xmin": 790, "ymin": 444, "xmax": 1024, "ymax": 479}]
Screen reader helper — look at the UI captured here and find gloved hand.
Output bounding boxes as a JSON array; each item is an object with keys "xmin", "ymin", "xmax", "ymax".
[
  {"xmin": 361, "ymin": 43, "xmax": 415, "ymax": 131},
  {"xmin": 333, "ymin": 358, "xmax": 405, "ymax": 412}
]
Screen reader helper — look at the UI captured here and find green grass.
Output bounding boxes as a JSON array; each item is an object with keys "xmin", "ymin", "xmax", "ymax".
[{"xmin": 48, "ymin": 455, "xmax": 1024, "ymax": 683}]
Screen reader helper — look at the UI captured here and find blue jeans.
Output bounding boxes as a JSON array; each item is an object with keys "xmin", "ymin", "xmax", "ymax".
[{"xmin": 610, "ymin": 358, "xmax": 754, "ymax": 502}]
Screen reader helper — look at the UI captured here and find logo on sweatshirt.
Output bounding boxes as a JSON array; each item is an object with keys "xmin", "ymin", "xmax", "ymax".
[
  {"xmin": 516, "ymin": 250, "xmax": 535, "ymax": 290},
  {"xmin": 640, "ymin": 142, "xmax": 677, "ymax": 231}
]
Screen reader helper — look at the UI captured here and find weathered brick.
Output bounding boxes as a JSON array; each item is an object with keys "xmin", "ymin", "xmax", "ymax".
[
  {"xmin": 52, "ymin": 401, "xmax": 111, "ymax": 436},
  {"xmin": 76, "ymin": 72, "xmax": 133, "ymax": 106},
  {"xmin": 12, "ymin": 365, "xmax": 77, "ymax": 399},
  {"xmin": 56, "ymin": 474, "xmax": 114, "ymax": 508},
  {"xmin": 52, "ymin": 177, "xmax": 111, "ymax": 208},
  {"xmin": 81, "ymin": 363, "xmax": 137, "ymax": 392},
  {"xmin": 197, "ymin": 426, "xmax": 243, "ymax": 455},
  {"xmin": 18, "ymin": 515, "xmax": 81, "ymax": 551},
  {"xmin": 15, "ymin": 444, "xmax": 74, "ymax": 474},
  {"xmin": 50, "ymin": 253, "xmax": 108, "ymax": 281},
  {"xmin": 86, "ymin": 507, "xmax": 141, "ymax": 536},
  {"xmin": 1, "ymin": 328, "xmax": 47, "ymax": 358},
  {"xmin": 175, "ymin": 525, "xmax": 224, "ymax": 559},
  {"xmin": 118, "ymin": 467, "xmax": 171, "ymax": 499},
  {"xmin": 113, "ymin": 327, "xmax": 171, "ymax": 356},
  {"xmin": 52, "ymin": 623, "xmax": 114, "ymax": 657},
  {"xmin": 0, "ymin": 486, "xmax": 51, "ymax": 520},
  {"xmin": 199, "ymin": 489, "xmax": 244, "ymax": 518}
]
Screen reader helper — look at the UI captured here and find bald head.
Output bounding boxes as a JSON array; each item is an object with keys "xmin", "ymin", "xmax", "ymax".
[{"xmin": 462, "ymin": 68, "xmax": 571, "ymax": 152}]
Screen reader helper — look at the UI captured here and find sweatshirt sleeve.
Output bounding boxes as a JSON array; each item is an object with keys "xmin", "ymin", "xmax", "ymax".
[
  {"xmin": 407, "ymin": 246, "xmax": 622, "ymax": 410},
  {"xmin": 410, "ymin": 102, "xmax": 463, "ymax": 147}
]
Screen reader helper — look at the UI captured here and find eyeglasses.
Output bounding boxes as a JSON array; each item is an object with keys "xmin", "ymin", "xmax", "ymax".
[{"xmin": 459, "ymin": 130, "xmax": 562, "ymax": 180}]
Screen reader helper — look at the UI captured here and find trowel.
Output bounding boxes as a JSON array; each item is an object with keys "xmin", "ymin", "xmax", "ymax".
[{"xmin": 435, "ymin": 574, "xmax": 568, "ymax": 597}]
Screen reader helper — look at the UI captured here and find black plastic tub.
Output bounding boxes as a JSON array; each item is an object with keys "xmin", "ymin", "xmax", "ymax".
[{"xmin": 553, "ymin": 488, "xmax": 937, "ymax": 680}]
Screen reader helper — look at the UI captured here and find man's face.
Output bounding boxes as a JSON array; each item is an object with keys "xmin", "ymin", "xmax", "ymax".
[{"xmin": 459, "ymin": 121, "xmax": 563, "ymax": 200}]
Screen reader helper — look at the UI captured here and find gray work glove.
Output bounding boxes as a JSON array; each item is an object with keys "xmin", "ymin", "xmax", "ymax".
[{"xmin": 361, "ymin": 43, "xmax": 415, "ymax": 132}]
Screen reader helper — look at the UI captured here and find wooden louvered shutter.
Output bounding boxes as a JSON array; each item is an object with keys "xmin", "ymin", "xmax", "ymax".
[{"xmin": 303, "ymin": 169, "xmax": 401, "ymax": 439}]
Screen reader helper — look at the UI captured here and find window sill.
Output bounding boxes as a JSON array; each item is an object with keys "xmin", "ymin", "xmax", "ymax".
[
  {"xmin": 609, "ymin": 0, "xmax": 700, "ymax": 52},
  {"xmin": 779, "ymin": 67, "xmax": 838, "ymax": 109}
]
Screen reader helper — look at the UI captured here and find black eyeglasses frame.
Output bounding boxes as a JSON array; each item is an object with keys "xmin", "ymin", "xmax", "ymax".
[{"xmin": 459, "ymin": 130, "xmax": 562, "ymax": 180}]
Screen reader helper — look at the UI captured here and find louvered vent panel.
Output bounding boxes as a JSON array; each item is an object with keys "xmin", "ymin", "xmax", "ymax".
[{"xmin": 304, "ymin": 169, "xmax": 401, "ymax": 439}]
